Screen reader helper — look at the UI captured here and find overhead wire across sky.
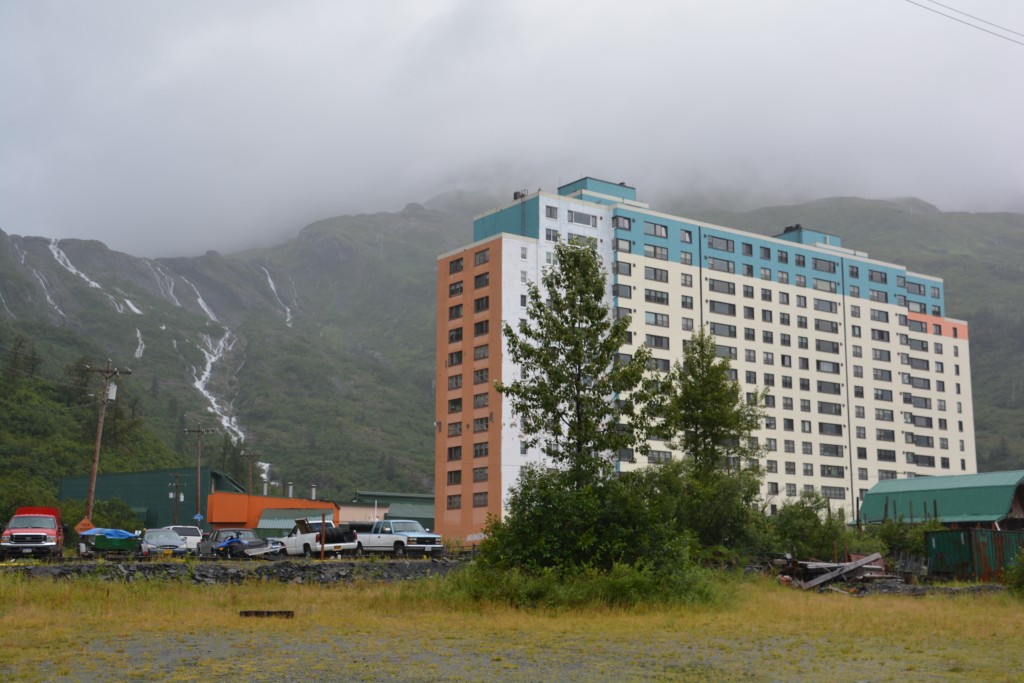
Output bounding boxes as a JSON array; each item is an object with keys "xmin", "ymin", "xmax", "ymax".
[{"xmin": 902, "ymin": 0, "xmax": 1024, "ymax": 46}]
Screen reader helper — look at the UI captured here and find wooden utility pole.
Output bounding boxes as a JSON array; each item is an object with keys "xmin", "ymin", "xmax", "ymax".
[
  {"xmin": 242, "ymin": 449, "xmax": 262, "ymax": 494},
  {"xmin": 169, "ymin": 474, "xmax": 185, "ymax": 525},
  {"xmin": 84, "ymin": 360, "xmax": 132, "ymax": 521},
  {"xmin": 185, "ymin": 423, "xmax": 217, "ymax": 520}
]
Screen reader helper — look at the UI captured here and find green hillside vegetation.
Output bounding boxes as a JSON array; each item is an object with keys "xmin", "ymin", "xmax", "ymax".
[
  {"xmin": 0, "ymin": 331, "xmax": 185, "ymax": 522},
  {"xmin": 224, "ymin": 205, "xmax": 470, "ymax": 498},
  {"xmin": 681, "ymin": 197, "xmax": 1024, "ymax": 471},
  {"xmin": 0, "ymin": 190, "xmax": 1020, "ymax": 516}
]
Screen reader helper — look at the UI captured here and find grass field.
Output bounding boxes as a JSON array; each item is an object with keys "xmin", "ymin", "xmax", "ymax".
[{"xmin": 0, "ymin": 573, "xmax": 1021, "ymax": 682}]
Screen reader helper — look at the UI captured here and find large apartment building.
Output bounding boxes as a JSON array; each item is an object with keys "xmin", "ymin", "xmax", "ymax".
[{"xmin": 435, "ymin": 177, "xmax": 976, "ymax": 542}]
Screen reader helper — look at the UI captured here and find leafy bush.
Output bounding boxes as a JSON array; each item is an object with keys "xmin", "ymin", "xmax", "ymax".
[
  {"xmin": 772, "ymin": 492, "xmax": 849, "ymax": 560},
  {"xmin": 864, "ymin": 519, "xmax": 943, "ymax": 558},
  {"xmin": 1006, "ymin": 549, "xmax": 1024, "ymax": 596},
  {"xmin": 477, "ymin": 465, "xmax": 690, "ymax": 573}
]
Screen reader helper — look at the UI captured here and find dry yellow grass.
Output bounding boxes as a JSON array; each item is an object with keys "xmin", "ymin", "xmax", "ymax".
[{"xmin": 0, "ymin": 574, "xmax": 1021, "ymax": 682}]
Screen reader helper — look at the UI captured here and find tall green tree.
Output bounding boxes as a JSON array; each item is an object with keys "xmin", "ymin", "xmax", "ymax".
[
  {"xmin": 654, "ymin": 327, "xmax": 768, "ymax": 549},
  {"xmin": 496, "ymin": 241, "xmax": 654, "ymax": 485},
  {"xmin": 657, "ymin": 327, "xmax": 765, "ymax": 474},
  {"xmin": 483, "ymin": 242, "xmax": 662, "ymax": 571}
]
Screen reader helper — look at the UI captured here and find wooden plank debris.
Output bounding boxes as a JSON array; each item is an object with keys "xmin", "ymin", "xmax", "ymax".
[{"xmin": 800, "ymin": 552, "xmax": 884, "ymax": 590}]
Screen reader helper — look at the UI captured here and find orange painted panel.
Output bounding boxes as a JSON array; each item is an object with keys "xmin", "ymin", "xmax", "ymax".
[
  {"xmin": 907, "ymin": 312, "xmax": 969, "ymax": 340},
  {"xmin": 206, "ymin": 491, "xmax": 337, "ymax": 529}
]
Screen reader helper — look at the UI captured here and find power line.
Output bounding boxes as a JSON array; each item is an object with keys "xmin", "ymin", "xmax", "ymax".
[
  {"xmin": 923, "ymin": 0, "xmax": 1024, "ymax": 38},
  {"xmin": 902, "ymin": 0, "xmax": 1024, "ymax": 47}
]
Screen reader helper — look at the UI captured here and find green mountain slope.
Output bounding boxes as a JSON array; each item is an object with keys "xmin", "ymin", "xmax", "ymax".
[{"xmin": 0, "ymin": 190, "xmax": 1021, "ymax": 509}]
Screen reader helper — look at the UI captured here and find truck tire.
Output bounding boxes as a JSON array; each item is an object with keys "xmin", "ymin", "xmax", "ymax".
[
  {"xmin": 355, "ymin": 543, "xmax": 363, "ymax": 557},
  {"xmin": 303, "ymin": 545, "xmax": 313, "ymax": 558},
  {"xmin": 393, "ymin": 542, "xmax": 405, "ymax": 557}
]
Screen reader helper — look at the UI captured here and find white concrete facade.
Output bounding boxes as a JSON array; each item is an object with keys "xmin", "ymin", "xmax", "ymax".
[{"xmin": 436, "ymin": 178, "xmax": 977, "ymax": 539}]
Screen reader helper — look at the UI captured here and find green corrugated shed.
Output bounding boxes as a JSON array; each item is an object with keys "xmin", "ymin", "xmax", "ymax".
[
  {"xmin": 859, "ymin": 470, "xmax": 1024, "ymax": 526},
  {"xmin": 354, "ymin": 491, "xmax": 433, "ymax": 507},
  {"xmin": 384, "ymin": 502, "xmax": 435, "ymax": 529},
  {"xmin": 927, "ymin": 529, "xmax": 1024, "ymax": 581},
  {"xmin": 59, "ymin": 467, "xmax": 245, "ymax": 530},
  {"xmin": 255, "ymin": 508, "xmax": 335, "ymax": 539}
]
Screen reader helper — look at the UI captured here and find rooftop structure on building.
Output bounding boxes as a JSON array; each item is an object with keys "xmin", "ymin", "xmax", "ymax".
[{"xmin": 435, "ymin": 177, "xmax": 977, "ymax": 542}]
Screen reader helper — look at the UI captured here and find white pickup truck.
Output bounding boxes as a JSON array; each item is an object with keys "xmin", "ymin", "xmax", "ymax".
[
  {"xmin": 355, "ymin": 519, "xmax": 442, "ymax": 557},
  {"xmin": 276, "ymin": 519, "xmax": 358, "ymax": 558}
]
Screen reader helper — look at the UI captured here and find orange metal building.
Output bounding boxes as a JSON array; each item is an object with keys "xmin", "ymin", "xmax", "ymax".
[{"xmin": 206, "ymin": 491, "xmax": 338, "ymax": 529}]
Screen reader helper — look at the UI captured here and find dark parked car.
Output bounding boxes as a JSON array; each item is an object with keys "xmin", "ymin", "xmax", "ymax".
[{"xmin": 197, "ymin": 528, "xmax": 280, "ymax": 558}]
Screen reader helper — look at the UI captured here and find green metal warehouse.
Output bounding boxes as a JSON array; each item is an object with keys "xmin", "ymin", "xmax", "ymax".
[{"xmin": 59, "ymin": 466, "xmax": 245, "ymax": 530}]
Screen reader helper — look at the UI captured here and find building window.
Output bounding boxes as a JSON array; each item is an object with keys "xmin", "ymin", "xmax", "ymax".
[
  {"xmin": 645, "ymin": 312, "xmax": 669, "ymax": 327},
  {"xmin": 474, "ymin": 249, "xmax": 489, "ymax": 266},
  {"xmin": 644, "ymin": 245, "xmax": 668, "ymax": 260},
  {"xmin": 473, "ymin": 467, "xmax": 488, "ymax": 482},
  {"xmin": 545, "ymin": 205, "xmax": 558, "ymax": 219},
  {"xmin": 473, "ymin": 369, "xmax": 489, "ymax": 384},
  {"xmin": 448, "ymin": 374, "xmax": 462, "ymax": 390},
  {"xmin": 645, "ymin": 266, "xmax": 669, "ymax": 282},
  {"xmin": 821, "ymin": 486, "xmax": 846, "ymax": 500},
  {"xmin": 447, "ymin": 446, "xmax": 462, "ymax": 461},
  {"xmin": 447, "ymin": 351, "xmax": 463, "ymax": 367},
  {"xmin": 612, "ymin": 215, "xmax": 630, "ymax": 229},
  {"xmin": 475, "ymin": 273, "xmax": 490, "ymax": 288},
  {"xmin": 446, "ymin": 495, "xmax": 461, "ymax": 510},
  {"xmin": 645, "ymin": 289, "xmax": 669, "ymax": 305},
  {"xmin": 707, "ymin": 257, "xmax": 735, "ymax": 273},
  {"xmin": 473, "ymin": 442, "xmax": 488, "ymax": 458},
  {"xmin": 473, "ymin": 492, "xmax": 488, "ymax": 508},
  {"xmin": 448, "ymin": 304, "xmax": 463, "ymax": 320},
  {"xmin": 474, "ymin": 296, "xmax": 489, "ymax": 313},
  {"xmin": 473, "ymin": 417, "xmax": 489, "ymax": 433},
  {"xmin": 568, "ymin": 210, "xmax": 597, "ymax": 227},
  {"xmin": 448, "ymin": 398, "xmax": 462, "ymax": 414},
  {"xmin": 473, "ymin": 344, "xmax": 489, "ymax": 360},
  {"xmin": 681, "ymin": 229, "xmax": 692, "ymax": 243},
  {"xmin": 648, "ymin": 450, "xmax": 672, "ymax": 464},
  {"xmin": 449, "ymin": 258, "xmax": 464, "ymax": 274},
  {"xmin": 448, "ymin": 328, "xmax": 463, "ymax": 343},
  {"xmin": 644, "ymin": 222, "xmax": 668, "ymax": 238},
  {"xmin": 473, "ymin": 393, "xmax": 489, "ymax": 409},
  {"xmin": 447, "ymin": 422, "xmax": 461, "ymax": 436},
  {"xmin": 449, "ymin": 281, "xmax": 463, "ymax": 297},
  {"xmin": 447, "ymin": 470, "xmax": 462, "ymax": 485},
  {"xmin": 646, "ymin": 334, "xmax": 670, "ymax": 350},
  {"xmin": 707, "ymin": 236, "xmax": 734, "ymax": 252},
  {"xmin": 474, "ymin": 320, "xmax": 489, "ymax": 336}
]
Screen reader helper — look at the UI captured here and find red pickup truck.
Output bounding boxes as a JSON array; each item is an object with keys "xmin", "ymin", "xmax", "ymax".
[{"xmin": 0, "ymin": 507, "xmax": 65, "ymax": 559}]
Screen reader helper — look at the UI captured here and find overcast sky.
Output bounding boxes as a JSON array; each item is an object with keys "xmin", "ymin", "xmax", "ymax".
[{"xmin": 2, "ymin": 1, "xmax": 1022, "ymax": 257}]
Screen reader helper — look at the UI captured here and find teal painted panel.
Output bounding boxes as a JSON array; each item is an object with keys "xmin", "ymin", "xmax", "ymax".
[
  {"xmin": 927, "ymin": 530, "xmax": 972, "ymax": 579},
  {"xmin": 473, "ymin": 197, "xmax": 539, "ymax": 241},
  {"xmin": 557, "ymin": 177, "xmax": 636, "ymax": 201}
]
